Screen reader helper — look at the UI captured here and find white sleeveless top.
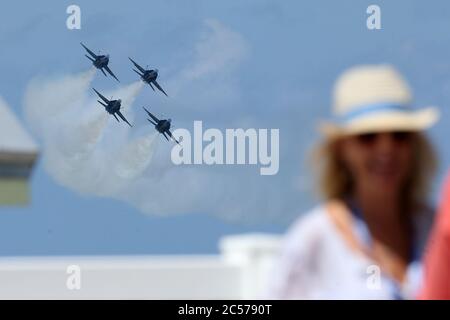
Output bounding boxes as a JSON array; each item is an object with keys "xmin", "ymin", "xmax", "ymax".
[{"xmin": 265, "ymin": 205, "xmax": 433, "ymax": 299}]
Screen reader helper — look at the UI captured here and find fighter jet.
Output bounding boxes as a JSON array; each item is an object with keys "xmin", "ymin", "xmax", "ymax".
[
  {"xmin": 129, "ymin": 57, "xmax": 167, "ymax": 96},
  {"xmin": 93, "ymin": 88, "xmax": 132, "ymax": 127},
  {"xmin": 143, "ymin": 107, "xmax": 179, "ymax": 144},
  {"xmin": 81, "ymin": 42, "xmax": 120, "ymax": 82}
]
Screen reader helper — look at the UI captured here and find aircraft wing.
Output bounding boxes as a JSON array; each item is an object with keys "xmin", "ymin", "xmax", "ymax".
[
  {"xmin": 104, "ymin": 66, "xmax": 120, "ymax": 82},
  {"xmin": 152, "ymin": 80, "xmax": 168, "ymax": 97},
  {"xmin": 166, "ymin": 130, "xmax": 180, "ymax": 145},
  {"xmin": 116, "ymin": 111, "xmax": 132, "ymax": 127},
  {"xmin": 80, "ymin": 42, "xmax": 97, "ymax": 59},
  {"xmin": 142, "ymin": 107, "xmax": 160, "ymax": 123},
  {"xmin": 92, "ymin": 88, "xmax": 109, "ymax": 104},
  {"xmin": 132, "ymin": 68, "xmax": 144, "ymax": 77},
  {"xmin": 128, "ymin": 57, "xmax": 146, "ymax": 73}
]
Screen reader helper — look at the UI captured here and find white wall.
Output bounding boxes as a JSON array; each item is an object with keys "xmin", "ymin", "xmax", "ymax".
[{"xmin": 0, "ymin": 234, "xmax": 282, "ymax": 300}]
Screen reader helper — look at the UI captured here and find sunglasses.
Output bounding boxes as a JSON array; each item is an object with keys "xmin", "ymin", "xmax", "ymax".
[{"xmin": 355, "ymin": 131, "xmax": 415, "ymax": 145}]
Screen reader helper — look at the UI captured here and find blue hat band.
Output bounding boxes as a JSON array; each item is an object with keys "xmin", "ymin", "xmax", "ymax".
[{"xmin": 338, "ymin": 102, "xmax": 411, "ymax": 123}]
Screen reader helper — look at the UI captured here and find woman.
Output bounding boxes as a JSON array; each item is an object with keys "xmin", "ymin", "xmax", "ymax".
[{"xmin": 266, "ymin": 65, "xmax": 439, "ymax": 299}]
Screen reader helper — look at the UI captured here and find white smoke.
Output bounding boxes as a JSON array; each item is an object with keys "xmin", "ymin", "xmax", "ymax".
[
  {"xmin": 22, "ymin": 19, "xmax": 295, "ymax": 224},
  {"xmin": 24, "ymin": 68, "xmax": 156, "ymax": 197}
]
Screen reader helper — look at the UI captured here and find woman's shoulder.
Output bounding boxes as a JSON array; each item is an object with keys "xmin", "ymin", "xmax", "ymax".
[
  {"xmin": 288, "ymin": 205, "xmax": 331, "ymax": 231},
  {"xmin": 281, "ymin": 204, "xmax": 334, "ymax": 252}
]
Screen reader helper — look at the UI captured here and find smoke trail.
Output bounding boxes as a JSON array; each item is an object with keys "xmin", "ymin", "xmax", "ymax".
[
  {"xmin": 24, "ymin": 68, "xmax": 96, "ymax": 138},
  {"xmin": 114, "ymin": 134, "xmax": 157, "ymax": 180},
  {"xmin": 24, "ymin": 69, "xmax": 154, "ymax": 197}
]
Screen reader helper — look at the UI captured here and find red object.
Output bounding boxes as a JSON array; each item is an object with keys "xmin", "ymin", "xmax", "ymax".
[{"xmin": 420, "ymin": 175, "xmax": 450, "ymax": 299}]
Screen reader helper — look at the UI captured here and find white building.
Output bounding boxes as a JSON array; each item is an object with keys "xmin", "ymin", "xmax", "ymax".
[
  {"xmin": 0, "ymin": 234, "xmax": 281, "ymax": 299},
  {"xmin": 0, "ymin": 98, "xmax": 38, "ymax": 205}
]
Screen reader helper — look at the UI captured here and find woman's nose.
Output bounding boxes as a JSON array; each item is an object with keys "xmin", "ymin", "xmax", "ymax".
[{"xmin": 374, "ymin": 133, "xmax": 397, "ymax": 152}]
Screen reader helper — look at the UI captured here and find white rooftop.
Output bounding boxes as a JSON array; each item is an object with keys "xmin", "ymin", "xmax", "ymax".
[{"xmin": 0, "ymin": 97, "xmax": 38, "ymax": 155}]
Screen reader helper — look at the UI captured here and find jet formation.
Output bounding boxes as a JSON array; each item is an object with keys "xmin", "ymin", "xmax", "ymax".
[{"xmin": 82, "ymin": 42, "xmax": 179, "ymax": 145}]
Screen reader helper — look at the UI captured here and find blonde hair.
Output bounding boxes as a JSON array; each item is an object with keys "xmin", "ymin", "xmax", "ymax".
[{"xmin": 311, "ymin": 133, "xmax": 437, "ymax": 208}]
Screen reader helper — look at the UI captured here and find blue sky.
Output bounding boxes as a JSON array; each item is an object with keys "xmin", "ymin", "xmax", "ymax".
[{"xmin": 1, "ymin": 0, "xmax": 450, "ymax": 255}]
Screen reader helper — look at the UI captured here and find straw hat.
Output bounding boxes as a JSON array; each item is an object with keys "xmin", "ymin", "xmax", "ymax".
[{"xmin": 320, "ymin": 64, "xmax": 439, "ymax": 137}]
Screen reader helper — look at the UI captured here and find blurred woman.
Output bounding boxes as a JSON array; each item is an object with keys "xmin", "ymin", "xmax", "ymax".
[{"xmin": 266, "ymin": 65, "xmax": 439, "ymax": 299}]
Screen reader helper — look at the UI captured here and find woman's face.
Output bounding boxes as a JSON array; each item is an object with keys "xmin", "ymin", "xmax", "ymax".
[{"xmin": 337, "ymin": 131, "xmax": 416, "ymax": 194}]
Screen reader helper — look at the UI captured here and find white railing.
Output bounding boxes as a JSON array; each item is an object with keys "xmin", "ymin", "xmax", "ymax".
[{"xmin": 0, "ymin": 233, "xmax": 281, "ymax": 299}]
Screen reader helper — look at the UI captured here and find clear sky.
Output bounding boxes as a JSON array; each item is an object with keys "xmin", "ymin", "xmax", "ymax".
[{"xmin": 0, "ymin": 0, "xmax": 450, "ymax": 255}]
